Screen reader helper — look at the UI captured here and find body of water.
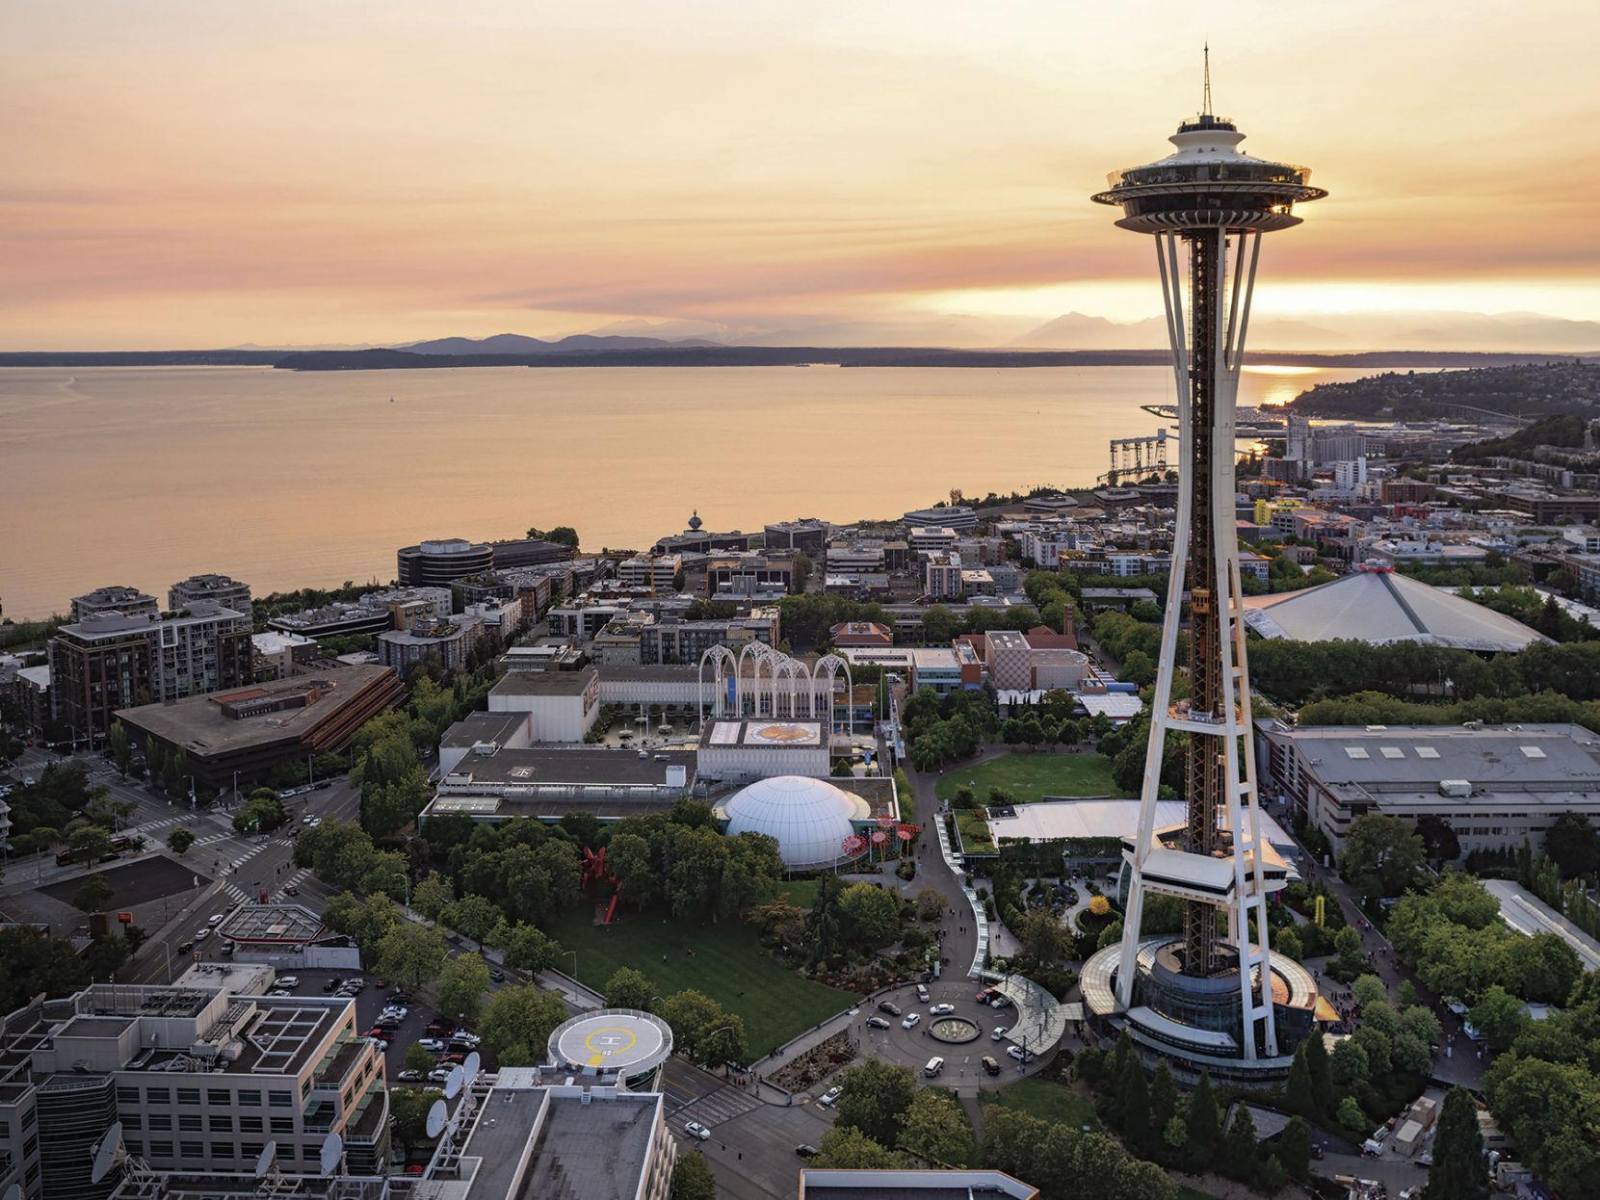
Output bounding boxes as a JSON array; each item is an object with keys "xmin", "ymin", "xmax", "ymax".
[{"xmin": 0, "ymin": 363, "xmax": 1372, "ymax": 620}]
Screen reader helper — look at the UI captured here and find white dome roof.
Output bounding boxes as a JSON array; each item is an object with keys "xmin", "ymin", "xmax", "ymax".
[{"xmin": 723, "ymin": 775, "xmax": 867, "ymax": 870}]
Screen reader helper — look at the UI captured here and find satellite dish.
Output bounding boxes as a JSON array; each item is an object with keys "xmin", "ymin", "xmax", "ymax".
[
  {"xmin": 318, "ymin": 1132, "xmax": 344, "ymax": 1176},
  {"xmin": 254, "ymin": 1140, "xmax": 278, "ymax": 1177},
  {"xmin": 442, "ymin": 1064, "xmax": 465, "ymax": 1099},
  {"xmin": 425, "ymin": 1098, "xmax": 448, "ymax": 1139},
  {"xmin": 90, "ymin": 1121, "xmax": 124, "ymax": 1184},
  {"xmin": 463, "ymin": 1050, "xmax": 481, "ymax": 1084}
]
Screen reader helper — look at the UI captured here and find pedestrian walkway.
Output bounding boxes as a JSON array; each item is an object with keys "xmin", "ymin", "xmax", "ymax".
[
  {"xmin": 271, "ymin": 868, "xmax": 313, "ymax": 900},
  {"xmin": 662, "ymin": 1076, "xmax": 762, "ymax": 1128}
]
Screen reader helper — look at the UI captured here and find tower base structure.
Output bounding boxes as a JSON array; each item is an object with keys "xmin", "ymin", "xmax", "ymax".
[{"xmin": 1079, "ymin": 935, "xmax": 1321, "ymax": 1085}]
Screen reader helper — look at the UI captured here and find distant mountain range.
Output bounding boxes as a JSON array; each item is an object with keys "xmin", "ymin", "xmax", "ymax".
[{"xmin": 402, "ymin": 331, "xmax": 721, "ymax": 355}]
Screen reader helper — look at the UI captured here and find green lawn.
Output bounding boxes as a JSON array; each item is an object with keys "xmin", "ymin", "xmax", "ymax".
[
  {"xmin": 548, "ymin": 908, "xmax": 855, "ymax": 1058},
  {"xmin": 776, "ymin": 878, "xmax": 818, "ymax": 907},
  {"xmin": 936, "ymin": 752, "xmax": 1127, "ymax": 806},
  {"xmin": 980, "ymin": 1077, "xmax": 1099, "ymax": 1129},
  {"xmin": 956, "ymin": 809, "xmax": 996, "ymax": 853}
]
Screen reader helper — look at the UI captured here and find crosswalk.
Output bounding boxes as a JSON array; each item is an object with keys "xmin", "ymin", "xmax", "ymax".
[
  {"xmin": 271, "ymin": 869, "xmax": 313, "ymax": 901},
  {"xmin": 662, "ymin": 1077, "xmax": 761, "ymax": 1129}
]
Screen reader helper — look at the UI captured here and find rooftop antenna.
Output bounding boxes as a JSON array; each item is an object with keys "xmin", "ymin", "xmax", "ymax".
[{"xmin": 1201, "ymin": 42, "xmax": 1213, "ymax": 117}]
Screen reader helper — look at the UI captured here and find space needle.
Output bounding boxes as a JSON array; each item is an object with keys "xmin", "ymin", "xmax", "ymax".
[{"xmin": 1079, "ymin": 54, "xmax": 1326, "ymax": 1078}]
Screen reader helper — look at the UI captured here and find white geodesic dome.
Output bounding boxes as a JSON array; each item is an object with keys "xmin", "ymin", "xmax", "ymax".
[{"xmin": 722, "ymin": 775, "xmax": 868, "ymax": 870}]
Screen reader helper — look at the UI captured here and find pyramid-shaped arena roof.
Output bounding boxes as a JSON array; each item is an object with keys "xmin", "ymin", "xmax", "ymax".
[{"xmin": 1242, "ymin": 567, "xmax": 1548, "ymax": 653}]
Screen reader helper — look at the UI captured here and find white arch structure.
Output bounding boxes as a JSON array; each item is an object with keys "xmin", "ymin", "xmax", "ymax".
[{"xmin": 698, "ymin": 644, "xmax": 855, "ymax": 739}]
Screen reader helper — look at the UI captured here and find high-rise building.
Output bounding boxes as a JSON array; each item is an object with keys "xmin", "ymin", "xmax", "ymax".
[
  {"xmin": 49, "ymin": 602, "xmax": 252, "ymax": 744},
  {"xmin": 169, "ymin": 573, "xmax": 252, "ymax": 613},
  {"xmin": 70, "ymin": 586, "xmax": 159, "ymax": 623},
  {"xmin": 1081, "ymin": 63, "xmax": 1324, "ymax": 1078}
]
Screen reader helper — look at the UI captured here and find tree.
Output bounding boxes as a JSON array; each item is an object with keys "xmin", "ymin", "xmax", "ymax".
[
  {"xmin": 1149, "ymin": 1062, "xmax": 1177, "ymax": 1138},
  {"xmin": 1015, "ymin": 907, "xmax": 1073, "ymax": 967},
  {"xmin": 411, "ymin": 871, "xmax": 454, "ymax": 922},
  {"xmin": 670, "ymin": 1152, "xmax": 717, "ymax": 1200},
  {"xmin": 1218, "ymin": 1104, "xmax": 1259, "ymax": 1184},
  {"xmin": 374, "ymin": 922, "xmax": 447, "ymax": 992},
  {"xmin": 1183, "ymin": 1070, "xmax": 1220, "ymax": 1170},
  {"xmin": 604, "ymin": 967, "xmax": 656, "ymax": 1010},
  {"xmin": 1415, "ymin": 814, "xmax": 1461, "ymax": 866},
  {"xmin": 1277, "ymin": 1115, "xmax": 1312, "ymax": 1182},
  {"xmin": 107, "ymin": 721, "xmax": 132, "ymax": 777},
  {"xmin": 813, "ymin": 1126, "xmax": 905, "ymax": 1169},
  {"xmin": 480, "ymin": 985, "xmax": 570, "ymax": 1065},
  {"xmin": 167, "ymin": 827, "xmax": 195, "ymax": 855},
  {"xmin": 657, "ymin": 990, "xmax": 748, "ymax": 1068},
  {"xmin": 1330, "ymin": 1037, "xmax": 1370, "ymax": 1086},
  {"xmin": 1116, "ymin": 1051, "xmax": 1151, "ymax": 1153},
  {"xmin": 1340, "ymin": 813, "xmax": 1425, "ymax": 899},
  {"xmin": 233, "ymin": 792, "xmax": 288, "ymax": 834},
  {"xmin": 837, "ymin": 883, "xmax": 900, "ymax": 948},
  {"xmin": 1543, "ymin": 811, "xmax": 1600, "ymax": 879},
  {"xmin": 389, "ymin": 1087, "xmax": 443, "ymax": 1156},
  {"xmin": 497, "ymin": 922, "xmax": 561, "ymax": 974},
  {"xmin": 1336, "ymin": 1095, "xmax": 1368, "ymax": 1135},
  {"xmin": 897, "ymin": 1087, "xmax": 974, "ymax": 1166},
  {"xmin": 363, "ymin": 768, "xmax": 431, "ymax": 840},
  {"xmin": 1468, "ymin": 985, "xmax": 1528, "ymax": 1051},
  {"xmin": 1424, "ymin": 1086, "xmax": 1489, "ymax": 1200},
  {"xmin": 437, "ymin": 952, "xmax": 491, "ymax": 1026},
  {"xmin": 72, "ymin": 875, "xmax": 113, "ymax": 913},
  {"xmin": 323, "ymin": 891, "xmax": 401, "ymax": 961},
  {"xmin": 67, "ymin": 823, "xmax": 112, "ymax": 866},
  {"xmin": 916, "ymin": 888, "xmax": 945, "ymax": 922},
  {"xmin": 1303, "ymin": 1027, "xmax": 1334, "ymax": 1115},
  {"xmin": 1284, "ymin": 1042, "xmax": 1316, "ymax": 1117},
  {"xmin": 526, "ymin": 525, "xmax": 579, "ymax": 549},
  {"xmin": 404, "ymin": 1042, "xmax": 435, "ymax": 1075},
  {"xmin": 833, "ymin": 1059, "xmax": 917, "ymax": 1147},
  {"xmin": 445, "ymin": 894, "xmax": 501, "ymax": 949}
]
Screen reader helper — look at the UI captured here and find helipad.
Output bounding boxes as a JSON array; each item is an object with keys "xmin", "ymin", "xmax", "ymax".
[{"xmin": 547, "ymin": 1009, "xmax": 673, "ymax": 1078}]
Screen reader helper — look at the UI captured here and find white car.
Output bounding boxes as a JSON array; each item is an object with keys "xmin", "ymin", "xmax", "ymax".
[
  {"xmin": 915, "ymin": 984, "xmax": 930, "ymax": 1003},
  {"xmin": 818, "ymin": 1086, "xmax": 843, "ymax": 1107},
  {"xmin": 276, "ymin": 976, "xmax": 300, "ymax": 988},
  {"xmin": 991, "ymin": 1026, "xmax": 1008, "ymax": 1042},
  {"xmin": 428, "ymin": 1067, "xmax": 452, "ymax": 1083},
  {"xmin": 901, "ymin": 1013, "xmax": 921, "ymax": 1029},
  {"xmin": 193, "ymin": 928, "xmax": 210, "ymax": 941},
  {"xmin": 418, "ymin": 1038, "xmax": 447, "ymax": 1053},
  {"xmin": 1007, "ymin": 1045, "xmax": 1035, "ymax": 1063},
  {"xmin": 382, "ymin": 1006, "xmax": 409, "ymax": 1020},
  {"xmin": 929, "ymin": 1003, "xmax": 955, "ymax": 1016},
  {"xmin": 207, "ymin": 913, "xmax": 226, "ymax": 926},
  {"xmin": 301, "ymin": 815, "xmax": 315, "ymax": 825},
  {"xmin": 685, "ymin": 1121, "xmax": 712, "ymax": 1141},
  {"xmin": 450, "ymin": 1031, "xmax": 480, "ymax": 1046}
]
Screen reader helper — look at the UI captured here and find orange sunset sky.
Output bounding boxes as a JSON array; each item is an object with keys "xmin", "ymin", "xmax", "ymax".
[{"xmin": 3, "ymin": 0, "xmax": 1598, "ymax": 351}]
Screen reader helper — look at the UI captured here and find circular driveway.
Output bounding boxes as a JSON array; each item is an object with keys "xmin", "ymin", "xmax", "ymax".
[{"xmin": 851, "ymin": 976, "xmax": 1053, "ymax": 1088}]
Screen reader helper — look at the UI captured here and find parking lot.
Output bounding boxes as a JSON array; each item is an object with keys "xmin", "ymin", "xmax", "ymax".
[{"xmin": 846, "ymin": 976, "xmax": 1051, "ymax": 1089}]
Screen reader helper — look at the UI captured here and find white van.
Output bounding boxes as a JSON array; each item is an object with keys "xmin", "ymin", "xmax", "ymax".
[{"xmin": 923, "ymin": 1057, "xmax": 944, "ymax": 1078}]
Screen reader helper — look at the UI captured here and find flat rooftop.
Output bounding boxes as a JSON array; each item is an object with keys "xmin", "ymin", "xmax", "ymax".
[
  {"xmin": 442, "ymin": 711, "xmax": 532, "ymax": 748},
  {"xmin": 489, "ymin": 667, "xmax": 599, "ymax": 697},
  {"xmin": 1269, "ymin": 722, "xmax": 1600, "ymax": 792},
  {"xmin": 700, "ymin": 719, "xmax": 824, "ymax": 749},
  {"xmin": 220, "ymin": 903, "xmax": 326, "ymax": 945},
  {"xmin": 114, "ymin": 664, "xmax": 399, "ymax": 755},
  {"xmin": 1483, "ymin": 879, "xmax": 1600, "ymax": 972},
  {"xmin": 441, "ymin": 747, "xmax": 696, "ymax": 789},
  {"xmin": 986, "ymin": 798, "xmax": 1295, "ymax": 851}
]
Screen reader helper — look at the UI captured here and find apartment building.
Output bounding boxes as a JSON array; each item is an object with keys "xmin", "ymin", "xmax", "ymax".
[
  {"xmin": 70, "ymin": 586, "xmax": 160, "ymax": 623},
  {"xmin": 49, "ymin": 602, "xmax": 252, "ymax": 744},
  {"xmin": 924, "ymin": 553, "xmax": 963, "ymax": 600},
  {"xmin": 376, "ymin": 615, "xmax": 484, "ymax": 675},
  {"xmin": 168, "ymin": 574, "xmax": 252, "ymax": 613},
  {"xmin": 267, "ymin": 588, "xmax": 453, "ymax": 639}
]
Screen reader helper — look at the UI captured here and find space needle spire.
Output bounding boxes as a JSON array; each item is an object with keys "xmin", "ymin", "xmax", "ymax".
[{"xmin": 1089, "ymin": 72, "xmax": 1326, "ymax": 1064}]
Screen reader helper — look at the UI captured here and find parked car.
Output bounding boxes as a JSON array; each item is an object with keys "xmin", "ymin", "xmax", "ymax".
[
  {"xmin": 794, "ymin": 1144, "xmax": 819, "ymax": 1159},
  {"xmin": 991, "ymin": 1026, "xmax": 1008, "ymax": 1041},
  {"xmin": 1007, "ymin": 1045, "xmax": 1034, "ymax": 1063},
  {"xmin": 322, "ymin": 979, "xmax": 343, "ymax": 993},
  {"xmin": 989, "ymin": 995, "xmax": 1011, "ymax": 1009},
  {"xmin": 277, "ymin": 976, "xmax": 300, "ymax": 988},
  {"xmin": 397, "ymin": 1070, "xmax": 422, "ymax": 1082},
  {"xmin": 923, "ymin": 1056, "xmax": 944, "ymax": 1078},
  {"xmin": 219, "ymin": 942, "xmax": 235, "ymax": 957},
  {"xmin": 418, "ymin": 1039, "xmax": 447, "ymax": 1053},
  {"xmin": 819, "ymin": 1086, "xmax": 843, "ymax": 1107},
  {"xmin": 427, "ymin": 1068, "xmax": 453, "ymax": 1083},
  {"xmin": 915, "ymin": 984, "xmax": 930, "ymax": 1003},
  {"xmin": 685, "ymin": 1122, "xmax": 711, "ymax": 1141},
  {"xmin": 865, "ymin": 1016, "xmax": 891, "ymax": 1030},
  {"xmin": 877, "ymin": 1000, "xmax": 902, "ymax": 1016},
  {"xmin": 929, "ymin": 1003, "xmax": 955, "ymax": 1016},
  {"xmin": 489, "ymin": 969, "xmax": 505, "ymax": 983},
  {"xmin": 901, "ymin": 1013, "xmax": 921, "ymax": 1030}
]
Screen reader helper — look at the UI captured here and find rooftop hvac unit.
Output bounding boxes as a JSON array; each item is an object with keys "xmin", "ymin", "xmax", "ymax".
[{"xmin": 1438, "ymin": 780, "xmax": 1472, "ymax": 799}]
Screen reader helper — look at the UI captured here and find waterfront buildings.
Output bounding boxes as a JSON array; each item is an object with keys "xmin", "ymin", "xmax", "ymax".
[
  {"xmin": 903, "ymin": 504, "xmax": 977, "ymax": 531},
  {"xmin": 765, "ymin": 517, "xmax": 831, "ymax": 553},
  {"xmin": 1082, "ymin": 83, "xmax": 1326, "ymax": 1078},
  {"xmin": 168, "ymin": 573, "xmax": 251, "ymax": 613},
  {"xmin": 70, "ymin": 585, "xmax": 159, "ymax": 623},
  {"xmin": 267, "ymin": 587, "xmax": 452, "ymax": 639},
  {"xmin": 49, "ymin": 602, "xmax": 253, "ymax": 745},
  {"xmin": 395, "ymin": 538, "xmax": 494, "ymax": 587}
]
